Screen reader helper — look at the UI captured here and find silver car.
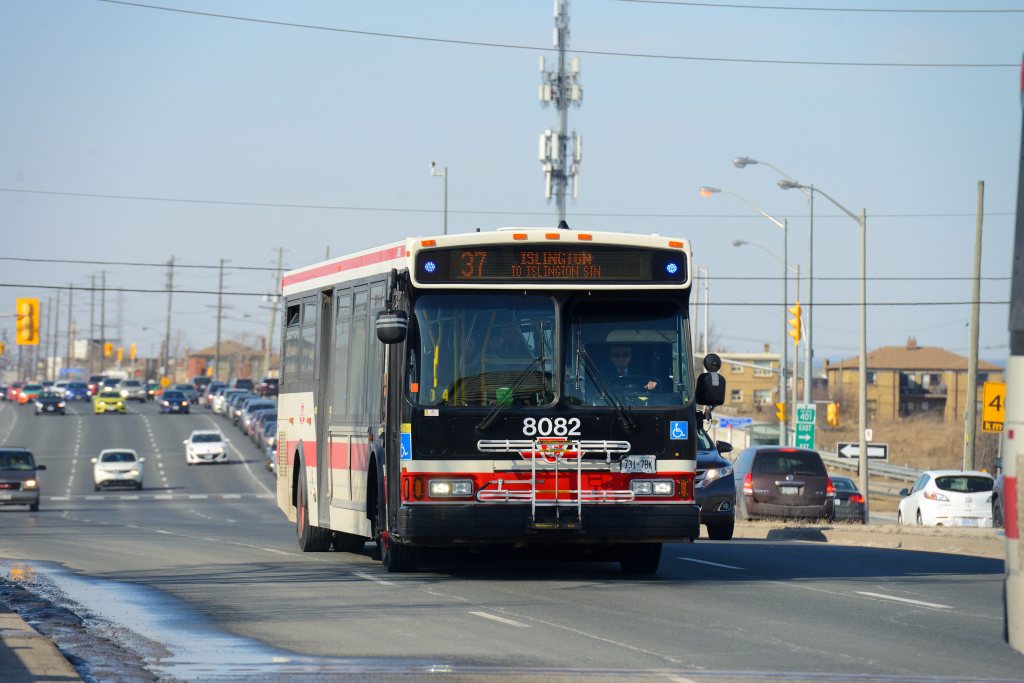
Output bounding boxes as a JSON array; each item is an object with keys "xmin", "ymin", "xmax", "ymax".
[{"xmin": 119, "ymin": 380, "xmax": 147, "ymax": 402}]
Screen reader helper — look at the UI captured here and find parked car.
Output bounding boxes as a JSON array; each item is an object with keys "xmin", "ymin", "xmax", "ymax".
[
  {"xmin": 92, "ymin": 389, "xmax": 127, "ymax": 414},
  {"xmin": 171, "ymin": 383, "xmax": 200, "ymax": 404},
  {"xmin": 17, "ymin": 384, "xmax": 43, "ymax": 405},
  {"xmin": 119, "ymin": 379, "xmax": 147, "ymax": 402},
  {"xmin": 256, "ymin": 377, "xmax": 279, "ymax": 397},
  {"xmin": 213, "ymin": 390, "xmax": 248, "ymax": 416},
  {"xmin": 239, "ymin": 399, "xmax": 276, "ymax": 432},
  {"xmin": 260, "ymin": 419, "xmax": 278, "ymax": 453},
  {"xmin": 695, "ymin": 428, "xmax": 735, "ymax": 540},
  {"xmin": 184, "ymin": 430, "xmax": 229, "ymax": 465},
  {"xmin": 200, "ymin": 381, "xmax": 227, "ymax": 407},
  {"xmin": 159, "ymin": 390, "xmax": 190, "ymax": 414},
  {"xmin": 732, "ymin": 446, "xmax": 834, "ymax": 522},
  {"xmin": 91, "ymin": 449, "xmax": 145, "ymax": 490},
  {"xmin": 993, "ymin": 473, "xmax": 1005, "ymax": 529},
  {"xmin": 898, "ymin": 469, "xmax": 994, "ymax": 527},
  {"xmin": 63, "ymin": 381, "xmax": 90, "ymax": 401},
  {"xmin": 34, "ymin": 392, "xmax": 66, "ymax": 415},
  {"xmin": 831, "ymin": 476, "xmax": 866, "ymax": 524},
  {"xmin": 0, "ymin": 448, "xmax": 46, "ymax": 511}
]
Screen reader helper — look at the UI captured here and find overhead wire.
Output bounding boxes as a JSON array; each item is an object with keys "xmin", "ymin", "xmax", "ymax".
[{"xmin": 616, "ymin": 0, "xmax": 1024, "ymax": 14}]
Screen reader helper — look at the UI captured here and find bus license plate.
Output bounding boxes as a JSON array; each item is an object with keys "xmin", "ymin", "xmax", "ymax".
[{"xmin": 620, "ymin": 455, "xmax": 656, "ymax": 474}]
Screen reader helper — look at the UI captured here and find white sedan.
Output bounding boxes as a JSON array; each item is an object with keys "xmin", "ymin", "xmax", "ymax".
[
  {"xmin": 898, "ymin": 469, "xmax": 994, "ymax": 528},
  {"xmin": 184, "ymin": 430, "xmax": 229, "ymax": 465},
  {"xmin": 92, "ymin": 449, "xmax": 145, "ymax": 491}
]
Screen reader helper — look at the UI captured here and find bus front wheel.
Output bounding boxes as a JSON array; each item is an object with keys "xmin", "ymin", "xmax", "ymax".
[{"xmin": 619, "ymin": 542, "xmax": 662, "ymax": 575}]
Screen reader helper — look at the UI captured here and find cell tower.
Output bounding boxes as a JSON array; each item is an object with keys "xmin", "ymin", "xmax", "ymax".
[{"xmin": 538, "ymin": 0, "xmax": 582, "ymax": 223}]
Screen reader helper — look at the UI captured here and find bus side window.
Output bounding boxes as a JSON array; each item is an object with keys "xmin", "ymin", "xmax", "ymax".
[
  {"xmin": 284, "ymin": 303, "xmax": 302, "ymax": 380},
  {"xmin": 331, "ymin": 289, "xmax": 352, "ymax": 418},
  {"xmin": 300, "ymin": 298, "xmax": 318, "ymax": 376},
  {"xmin": 346, "ymin": 288, "xmax": 370, "ymax": 420}
]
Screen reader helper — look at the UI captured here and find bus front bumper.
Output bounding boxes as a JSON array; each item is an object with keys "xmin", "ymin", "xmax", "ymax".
[{"xmin": 396, "ymin": 503, "xmax": 700, "ymax": 547}]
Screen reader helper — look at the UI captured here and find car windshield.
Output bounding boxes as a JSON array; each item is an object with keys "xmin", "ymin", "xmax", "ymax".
[
  {"xmin": 24, "ymin": 385, "xmax": 42, "ymax": 391},
  {"xmin": 100, "ymin": 452, "xmax": 137, "ymax": 463},
  {"xmin": 99, "ymin": 391, "xmax": 120, "ymax": 398},
  {"xmin": 833, "ymin": 478, "xmax": 857, "ymax": 492},
  {"xmin": 564, "ymin": 299, "xmax": 691, "ymax": 408},
  {"xmin": 0, "ymin": 451, "xmax": 35, "ymax": 470},
  {"xmin": 192, "ymin": 433, "xmax": 223, "ymax": 443},
  {"xmin": 39, "ymin": 392, "xmax": 62, "ymax": 400},
  {"xmin": 752, "ymin": 451, "xmax": 827, "ymax": 476},
  {"xmin": 934, "ymin": 475, "xmax": 993, "ymax": 493},
  {"xmin": 68, "ymin": 383, "xmax": 87, "ymax": 389},
  {"xmin": 123, "ymin": 381, "xmax": 141, "ymax": 387},
  {"xmin": 409, "ymin": 294, "xmax": 556, "ymax": 408}
]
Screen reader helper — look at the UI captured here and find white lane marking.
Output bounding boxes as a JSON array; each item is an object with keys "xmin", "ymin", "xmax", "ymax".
[
  {"xmin": 0, "ymin": 401, "xmax": 19, "ymax": 445},
  {"xmin": 189, "ymin": 495, "xmax": 208, "ymax": 499},
  {"xmin": 469, "ymin": 611, "xmax": 530, "ymax": 628},
  {"xmin": 223, "ymin": 494, "xmax": 242, "ymax": 499},
  {"xmin": 855, "ymin": 591, "xmax": 952, "ymax": 609},
  {"xmin": 662, "ymin": 676, "xmax": 699, "ymax": 683},
  {"xmin": 154, "ymin": 495, "xmax": 173, "ymax": 500},
  {"xmin": 678, "ymin": 557, "xmax": 744, "ymax": 570},
  {"xmin": 51, "ymin": 496, "xmax": 70, "ymax": 501},
  {"xmin": 353, "ymin": 572, "xmax": 397, "ymax": 586}
]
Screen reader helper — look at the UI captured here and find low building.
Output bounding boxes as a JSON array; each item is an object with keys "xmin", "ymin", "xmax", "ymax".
[
  {"xmin": 825, "ymin": 337, "xmax": 1003, "ymax": 423},
  {"xmin": 187, "ymin": 339, "xmax": 270, "ymax": 382},
  {"xmin": 716, "ymin": 346, "xmax": 782, "ymax": 417}
]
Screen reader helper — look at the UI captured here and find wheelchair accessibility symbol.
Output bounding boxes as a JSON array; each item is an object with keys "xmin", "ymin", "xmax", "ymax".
[
  {"xmin": 669, "ymin": 421, "xmax": 688, "ymax": 440},
  {"xmin": 400, "ymin": 433, "xmax": 412, "ymax": 460}
]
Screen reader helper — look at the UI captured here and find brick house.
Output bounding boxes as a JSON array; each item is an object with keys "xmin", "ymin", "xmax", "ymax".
[
  {"xmin": 716, "ymin": 347, "xmax": 781, "ymax": 417},
  {"xmin": 825, "ymin": 337, "xmax": 1003, "ymax": 423}
]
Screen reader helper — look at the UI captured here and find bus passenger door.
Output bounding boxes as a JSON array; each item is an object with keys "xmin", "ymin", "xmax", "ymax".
[{"xmin": 316, "ymin": 290, "xmax": 333, "ymax": 528}]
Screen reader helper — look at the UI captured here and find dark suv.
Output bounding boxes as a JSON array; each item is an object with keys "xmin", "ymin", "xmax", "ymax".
[
  {"xmin": 256, "ymin": 377, "xmax": 279, "ymax": 397},
  {"xmin": 695, "ymin": 429, "xmax": 735, "ymax": 539},
  {"xmin": 732, "ymin": 446, "xmax": 834, "ymax": 522}
]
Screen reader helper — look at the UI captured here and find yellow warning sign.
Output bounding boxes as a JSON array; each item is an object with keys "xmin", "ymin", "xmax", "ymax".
[{"xmin": 982, "ymin": 381, "xmax": 1005, "ymax": 433}]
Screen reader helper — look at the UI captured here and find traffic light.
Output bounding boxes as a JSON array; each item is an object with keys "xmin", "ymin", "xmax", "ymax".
[
  {"xmin": 15, "ymin": 298, "xmax": 40, "ymax": 345},
  {"xmin": 104, "ymin": 342, "xmax": 113, "ymax": 357},
  {"xmin": 788, "ymin": 301, "xmax": 802, "ymax": 344},
  {"xmin": 775, "ymin": 401, "xmax": 786, "ymax": 423},
  {"xmin": 0, "ymin": 341, "xmax": 5, "ymax": 355},
  {"xmin": 129, "ymin": 343, "xmax": 136, "ymax": 361},
  {"xmin": 116, "ymin": 346, "xmax": 124, "ymax": 363},
  {"xmin": 827, "ymin": 402, "xmax": 840, "ymax": 427}
]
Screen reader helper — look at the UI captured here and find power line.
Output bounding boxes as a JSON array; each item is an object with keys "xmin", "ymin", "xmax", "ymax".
[
  {"xmin": 0, "ymin": 256, "xmax": 284, "ymax": 271},
  {"xmin": 92, "ymin": 0, "xmax": 1016, "ymax": 68},
  {"xmin": 617, "ymin": 0, "xmax": 1024, "ymax": 13},
  {"xmin": 0, "ymin": 187, "xmax": 1013, "ymax": 220},
  {"xmin": 0, "ymin": 282, "xmax": 1008, "ymax": 306}
]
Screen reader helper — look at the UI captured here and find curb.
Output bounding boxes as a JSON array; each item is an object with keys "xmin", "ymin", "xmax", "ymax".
[{"xmin": 0, "ymin": 602, "xmax": 82, "ymax": 682}]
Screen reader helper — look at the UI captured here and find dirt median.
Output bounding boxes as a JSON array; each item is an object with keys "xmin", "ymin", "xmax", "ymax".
[{"xmin": 732, "ymin": 521, "xmax": 1006, "ymax": 559}]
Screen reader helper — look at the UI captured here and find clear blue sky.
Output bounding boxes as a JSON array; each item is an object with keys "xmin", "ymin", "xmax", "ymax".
[{"xmin": 2, "ymin": 0, "xmax": 1021, "ymax": 368}]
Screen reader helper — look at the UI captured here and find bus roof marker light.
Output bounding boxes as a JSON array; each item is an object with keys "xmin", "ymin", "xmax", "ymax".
[
  {"xmin": 513, "ymin": 233, "xmax": 528, "ymax": 240},
  {"xmin": 668, "ymin": 240, "xmax": 684, "ymax": 248},
  {"xmin": 577, "ymin": 234, "xmax": 592, "ymax": 241},
  {"xmin": 421, "ymin": 239, "xmax": 437, "ymax": 247},
  {"xmin": 545, "ymin": 233, "xmax": 560, "ymax": 240}
]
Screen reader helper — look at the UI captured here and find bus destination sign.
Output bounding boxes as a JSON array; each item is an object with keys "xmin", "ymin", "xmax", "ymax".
[{"xmin": 415, "ymin": 245, "xmax": 687, "ymax": 285}]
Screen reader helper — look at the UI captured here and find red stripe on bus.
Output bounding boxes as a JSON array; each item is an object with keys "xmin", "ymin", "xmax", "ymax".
[
  {"xmin": 282, "ymin": 245, "xmax": 406, "ymax": 288},
  {"xmin": 286, "ymin": 440, "xmax": 318, "ymax": 468},
  {"xmin": 1006, "ymin": 476, "xmax": 1018, "ymax": 540}
]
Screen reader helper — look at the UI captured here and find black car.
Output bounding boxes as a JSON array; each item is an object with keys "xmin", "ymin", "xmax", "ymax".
[
  {"xmin": 159, "ymin": 390, "xmax": 190, "ymax": 414},
  {"xmin": 257, "ymin": 377, "xmax": 279, "ymax": 397},
  {"xmin": 831, "ymin": 476, "xmax": 866, "ymax": 523},
  {"xmin": 34, "ymin": 392, "xmax": 66, "ymax": 415},
  {"xmin": 695, "ymin": 429, "xmax": 735, "ymax": 540},
  {"xmin": 733, "ymin": 446, "xmax": 834, "ymax": 522}
]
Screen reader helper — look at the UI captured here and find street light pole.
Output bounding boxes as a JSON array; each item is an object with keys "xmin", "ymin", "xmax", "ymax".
[
  {"xmin": 701, "ymin": 186, "xmax": 788, "ymax": 445},
  {"xmin": 430, "ymin": 161, "xmax": 448, "ymax": 235},
  {"xmin": 734, "ymin": 157, "xmax": 814, "ymax": 404},
  {"xmin": 781, "ymin": 180, "xmax": 868, "ymax": 521}
]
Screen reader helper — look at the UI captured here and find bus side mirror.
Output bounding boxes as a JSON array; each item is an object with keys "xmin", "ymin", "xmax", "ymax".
[
  {"xmin": 376, "ymin": 310, "xmax": 408, "ymax": 344},
  {"xmin": 695, "ymin": 353, "xmax": 725, "ymax": 407}
]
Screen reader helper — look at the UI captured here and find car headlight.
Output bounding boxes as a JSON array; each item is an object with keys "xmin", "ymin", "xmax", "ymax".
[
  {"xmin": 428, "ymin": 479, "xmax": 474, "ymax": 498},
  {"xmin": 162, "ymin": 400, "xmax": 170, "ymax": 406},
  {"xmin": 35, "ymin": 401, "xmax": 43, "ymax": 408},
  {"xmin": 58, "ymin": 402, "xmax": 66, "ymax": 408},
  {"xmin": 23, "ymin": 479, "xmax": 38, "ymax": 490},
  {"xmin": 127, "ymin": 469, "xmax": 139, "ymax": 476},
  {"xmin": 630, "ymin": 479, "xmax": 675, "ymax": 496},
  {"xmin": 696, "ymin": 465, "xmax": 733, "ymax": 488},
  {"xmin": 120, "ymin": 390, "xmax": 129, "ymax": 397}
]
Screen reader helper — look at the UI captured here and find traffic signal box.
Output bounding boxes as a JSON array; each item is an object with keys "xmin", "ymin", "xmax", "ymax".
[
  {"xmin": 129, "ymin": 343, "xmax": 136, "ymax": 361},
  {"xmin": 775, "ymin": 402, "xmax": 786, "ymax": 423},
  {"xmin": 826, "ymin": 402, "xmax": 840, "ymax": 427},
  {"xmin": 788, "ymin": 302, "xmax": 802, "ymax": 344},
  {"xmin": 15, "ymin": 298, "xmax": 40, "ymax": 345},
  {"xmin": 104, "ymin": 342, "xmax": 113, "ymax": 357}
]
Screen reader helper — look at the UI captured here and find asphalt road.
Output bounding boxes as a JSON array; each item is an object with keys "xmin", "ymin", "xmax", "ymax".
[{"xmin": 1, "ymin": 399, "xmax": 1022, "ymax": 682}]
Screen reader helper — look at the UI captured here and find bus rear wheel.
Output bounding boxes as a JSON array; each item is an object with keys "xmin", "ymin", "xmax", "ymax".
[
  {"xmin": 619, "ymin": 542, "xmax": 662, "ymax": 574},
  {"xmin": 296, "ymin": 468, "xmax": 331, "ymax": 552}
]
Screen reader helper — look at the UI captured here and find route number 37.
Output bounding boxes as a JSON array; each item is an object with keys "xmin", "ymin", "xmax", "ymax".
[{"xmin": 522, "ymin": 417, "xmax": 582, "ymax": 437}]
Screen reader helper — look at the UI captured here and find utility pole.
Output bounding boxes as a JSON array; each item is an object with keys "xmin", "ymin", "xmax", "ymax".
[
  {"xmin": 964, "ymin": 181, "xmax": 984, "ymax": 471},
  {"xmin": 66, "ymin": 284, "xmax": 73, "ymax": 375},
  {"xmin": 264, "ymin": 247, "xmax": 284, "ymax": 378},
  {"xmin": 52, "ymin": 289, "xmax": 61, "ymax": 380},
  {"xmin": 538, "ymin": 0, "xmax": 582, "ymax": 223},
  {"xmin": 100, "ymin": 271, "xmax": 107, "ymax": 373},
  {"xmin": 163, "ymin": 257, "xmax": 174, "ymax": 381},
  {"xmin": 44, "ymin": 297, "xmax": 52, "ymax": 381},
  {"xmin": 215, "ymin": 258, "xmax": 225, "ymax": 381},
  {"xmin": 89, "ymin": 275, "xmax": 96, "ymax": 374}
]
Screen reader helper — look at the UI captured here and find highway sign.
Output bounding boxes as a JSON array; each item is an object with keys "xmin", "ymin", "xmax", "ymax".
[
  {"xmin": 982, "ymin": 381, "xmax": 1005, "ymax": 432},
  {"xmin": 796, "ymin": 404, "xmax": 817, "ymax": 424},
  {"xmin": 795, "ymin": 423, "xmax": 815, "ymax": 449},
  {"xmin": 717, "ymin": 417, "xmax": 753, "ymax": 429},
  {"xmin": 836, "ymin": 442, "xmax": 889, "ymax": 460}
]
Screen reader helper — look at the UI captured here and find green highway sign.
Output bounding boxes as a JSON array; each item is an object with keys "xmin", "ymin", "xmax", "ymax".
[
  {"xmin": 795, "ymin": 422, "xmax": 815, "ymax": 449},
  {"xmin": 796, "ymin": 403, "xmax": 817, "ymax": 424}
]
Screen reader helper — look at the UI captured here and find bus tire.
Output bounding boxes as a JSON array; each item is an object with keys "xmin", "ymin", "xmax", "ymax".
[
  {"xmin": 372, "ymin": 473, "xmax": 417, "ymax": 572},
  {"xmin": 332, "ymin": 532, "xmax": 367, "ymax": 553},
  {"xmin": 296, "ymin": 467, "xmax": 331, "ymax": 552},
  {"xmin": 619, "ymin": 542, "xmax": 662, "ymax": 574}
]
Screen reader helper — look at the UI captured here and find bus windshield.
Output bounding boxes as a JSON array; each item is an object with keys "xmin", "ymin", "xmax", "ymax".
[
  {"xmin": 564, "ymin": 300, "xmax": 691, "ymax": 407},
  {"xmin": 409, "ymin": 294, "xmax": 556, "ymax": 407}
]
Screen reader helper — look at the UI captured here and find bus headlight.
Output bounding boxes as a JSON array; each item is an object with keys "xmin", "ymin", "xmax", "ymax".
[
  {"xmin": 428, "ymin": 479, "xmax": 474, "ymax": 498},
  {"xmin": 630, "ymin": 479, "xmax": 674, "ymax": 496}
]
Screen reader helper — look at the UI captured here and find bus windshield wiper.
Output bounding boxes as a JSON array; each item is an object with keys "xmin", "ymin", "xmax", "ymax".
[
  {"xmin": 475, "ymin": 355, "xmax": 546, "ymax": 432},
  {"xmin": 578, "ymin": 348, "xmax": 637, "ymax": 432}
]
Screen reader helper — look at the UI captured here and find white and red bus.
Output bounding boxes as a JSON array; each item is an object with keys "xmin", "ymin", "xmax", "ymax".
[{"xmin": 275, "ymin": 225, "xmax": 725, "ymax": 573}]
